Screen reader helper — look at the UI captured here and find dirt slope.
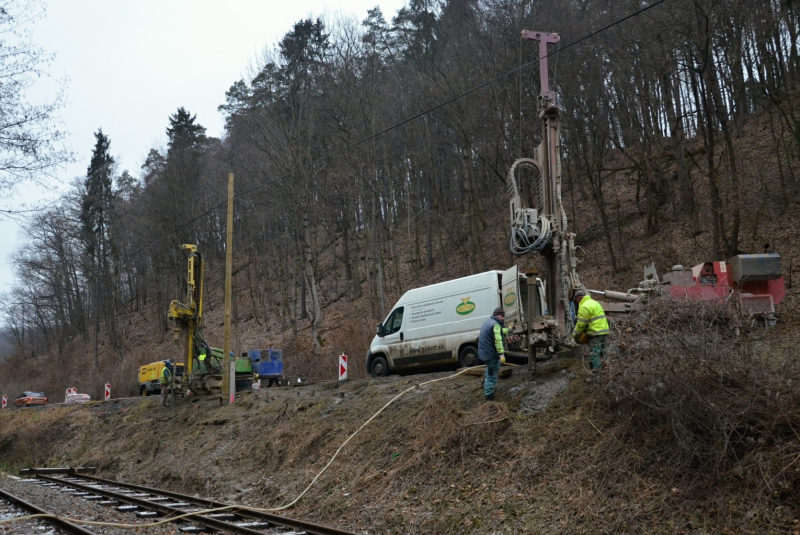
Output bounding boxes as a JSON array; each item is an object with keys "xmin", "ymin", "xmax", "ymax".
[{"xmin": 1, "ymin": 354, "xmax": 797, "ymax": 534}]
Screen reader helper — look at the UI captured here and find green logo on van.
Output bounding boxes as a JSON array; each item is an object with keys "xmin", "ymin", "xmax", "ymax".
[
  {"xmin": 504, "ymin": 288, "xmax": 517, "ymax": 306},
  {"xmin": 456, "ymin": 297, "xmax": 476, "ymax": 315}
]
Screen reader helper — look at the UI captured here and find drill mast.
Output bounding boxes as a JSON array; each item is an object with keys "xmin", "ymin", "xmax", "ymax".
[
  {"xmin": 508, "ymin": 31, "xmax": 581, "ymax": 344},
  {"xmin": 167, "ymin": 244, "xmax": 206, "ymax": 376}
]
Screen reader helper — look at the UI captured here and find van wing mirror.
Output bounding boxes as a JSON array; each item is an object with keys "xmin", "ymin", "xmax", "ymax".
[{"xmin": 377, "ymin": 323, "xmax": 386, "ymax": 337}]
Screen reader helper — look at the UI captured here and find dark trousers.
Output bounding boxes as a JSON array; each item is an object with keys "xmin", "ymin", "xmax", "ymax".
[
  {"xmin": 483, "ymin": 358, "xmax": 501, "ymax": 397},
  {"xmin": 589, "ymin": 336, "xmax": 608, "ymax": 370}
]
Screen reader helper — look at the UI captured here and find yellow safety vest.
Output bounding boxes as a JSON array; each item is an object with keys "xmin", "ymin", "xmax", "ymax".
[
  {"xmin": 159, "ymin": 366, "xmax": 171, "ymax": 385},
  {"xmin": 572, "ymin": 295, "xmax": 609, "ymax": 338}
]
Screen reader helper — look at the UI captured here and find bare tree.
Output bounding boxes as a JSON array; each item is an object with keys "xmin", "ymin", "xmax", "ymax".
[{"xmin": 0, "ymin": 0, "xmax": 70, "ymax": 199}]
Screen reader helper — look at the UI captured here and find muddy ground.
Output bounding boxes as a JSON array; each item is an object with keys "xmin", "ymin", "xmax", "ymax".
[{"xmin": 0, "ymin": 356, "xmax": 797, "ymax": 534}]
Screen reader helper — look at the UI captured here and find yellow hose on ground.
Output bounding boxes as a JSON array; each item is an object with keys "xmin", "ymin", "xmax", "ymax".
[{"xmin": 2, "ymin": 362, "xmax": 516, "ymax": 527}]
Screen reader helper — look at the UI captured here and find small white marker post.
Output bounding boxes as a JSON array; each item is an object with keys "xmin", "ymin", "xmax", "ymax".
[
  {"xmin": 1, "ymin": 395, "xmax": 6, "ymax": 409},
  {"xmin": 339, "ymin": 354, "xmax": 348, "ymax": 381},
  {"xmin": 104, "ymin": 383, "xmax": 111, "ymax": 401}
]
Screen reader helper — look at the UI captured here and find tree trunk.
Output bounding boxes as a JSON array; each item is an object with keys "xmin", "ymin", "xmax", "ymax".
[{"xmin": 372, "ymin": 190, "xmax": 386, "ymax": 318}]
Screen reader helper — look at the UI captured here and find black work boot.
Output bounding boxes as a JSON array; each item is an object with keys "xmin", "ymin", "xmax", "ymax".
[{"xmin": 485, "ymin": 393, "xmax": 495, "ymax": 401}]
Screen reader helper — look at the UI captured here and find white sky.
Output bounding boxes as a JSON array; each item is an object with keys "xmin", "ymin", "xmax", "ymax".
[{"xmin": 0, "ymin": 0, "xmax": 407, "ymax": 299}]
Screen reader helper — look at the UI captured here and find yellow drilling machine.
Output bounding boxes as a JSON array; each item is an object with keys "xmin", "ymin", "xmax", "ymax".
[{"xmin": 167, "ymin": 244, "xmax": 254, "ymax": 396}]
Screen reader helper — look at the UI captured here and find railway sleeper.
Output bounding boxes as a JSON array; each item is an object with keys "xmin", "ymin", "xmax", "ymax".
[
  {"xmin": 237, "ymin": 521, "xmax": 273, "ymax": 529},
  {"xmin": 207, "ymin": 513, "xmax": 238, "ymax": 520},
  {"xmin": 137, "ymin": 510, "xmax": 160, "ymax": 517}
]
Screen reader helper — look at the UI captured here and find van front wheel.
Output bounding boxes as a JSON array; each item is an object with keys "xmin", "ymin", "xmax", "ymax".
[
  {"xmin": 459, "ymin": 346, "xmax": 480, "ymax": 368},
  {"xmin": 370, "ymin": 355, "xmax": 389, "ymax": 378}
]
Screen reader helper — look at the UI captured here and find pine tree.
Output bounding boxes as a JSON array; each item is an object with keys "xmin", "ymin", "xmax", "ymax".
[
  {"xmin": 166, "ymin": 107, "xmax": 206, "ymax": 156},
  {"xmin": 81, "ymin": 129, "xmax": 114, "ymax": 260},
  {"xmin": 80, "ymin": 129, "xmax": 120, "ymax": 366},
  {"xmin": 165, "ymin": 107, "xmax": 207, "ymax": 196}
]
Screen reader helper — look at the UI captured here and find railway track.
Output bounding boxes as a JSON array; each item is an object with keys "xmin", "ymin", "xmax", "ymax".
[
  {"xmin": 0, "ymin": 486, "xmax": 99, "ymax": 535},
  {"xmin": 24, "ymin": 470, "xmax": 356, "ymax": 535}
]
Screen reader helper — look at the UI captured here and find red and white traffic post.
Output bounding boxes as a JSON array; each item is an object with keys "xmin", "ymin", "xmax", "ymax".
[
  {"xmin": 339, "ymin": 354, "xmax": 348, "ymax": 381},
  {"xmin": 1, "ymin": 395, "xmax": 6, "ymax": 409},
  {"xmin": 104, "ymin": 383, "xmax": 111, "ymax": 401}
]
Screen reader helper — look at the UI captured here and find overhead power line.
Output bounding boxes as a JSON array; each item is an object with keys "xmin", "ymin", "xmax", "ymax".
[{"xmin": 123, "ymin": 0, "xmax": 671, "ymax": 262}]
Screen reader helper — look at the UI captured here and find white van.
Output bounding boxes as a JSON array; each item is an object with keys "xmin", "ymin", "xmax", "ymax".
[{"xmin": 366, "ymin": 266, "xmax": 546, "ymax": 377}]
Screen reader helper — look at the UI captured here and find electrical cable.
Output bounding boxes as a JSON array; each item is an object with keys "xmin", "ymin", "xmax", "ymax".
[
  {"xmin": 0, "ymin": 505, "xmax": 241, "ymax": 529},
  {"xmin": 13, "ymin": 0, "xmax": 668, "ymax": 377},
  {"xmin": 1, "ymin": 363, "xmax": 519, "ymax": 528},
  {"xmin": 112, "ymin": 0, "xmax": 671, "ymax": 262},
  {"xmin": 257, "ymin": 365, "xmax": 483, "ymax": 511},
  {"xmin": 235, "ymin": 0, "xmax": 671, "ymax": 199}
]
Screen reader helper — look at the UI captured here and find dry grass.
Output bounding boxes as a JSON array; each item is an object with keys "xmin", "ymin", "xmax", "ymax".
[
  {"xmin": 1, "ymin": 356, "xmax": 800, "ymax": 533},
  {"xmin": 601, "ymin": 298, "xmax": 800, "ymax": 517}
]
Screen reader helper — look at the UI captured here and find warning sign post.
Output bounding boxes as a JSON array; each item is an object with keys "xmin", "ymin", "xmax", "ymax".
[{"xmin": 339, "ymin": 354, "xmax": 348, "ymax": 381}]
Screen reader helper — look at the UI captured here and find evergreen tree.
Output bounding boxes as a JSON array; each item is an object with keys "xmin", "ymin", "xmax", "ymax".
[
  {"xmin": 165, "ymin": 107, "xmax": 206, "ymax": 194},
  {"xmin": 80, "ymin": 129, "xmax": 121, "ymax": 366},
  {"xmin": 161, "ymin": 108, "xmax": 209, "ymax": 245},
  {"xmin": 166, "ymin": 107, "xmax": 207, "ymax": 156},
  {"xmin": 81, "ymin": 129, "xmax": 114, "ymax": 259},
  {"xmin": 277, "ymin": 17, "xmax": 330, "ymax": 94}
]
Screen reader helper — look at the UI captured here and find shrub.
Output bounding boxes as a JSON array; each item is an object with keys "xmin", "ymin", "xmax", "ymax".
[{"xmin": 605, "ymin": 298, "xmax": 800, "ymax": 495}]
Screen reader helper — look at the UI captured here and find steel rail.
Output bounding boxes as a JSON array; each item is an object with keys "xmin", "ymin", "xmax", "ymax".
[
  {"xmin": 71, "ymin": 473, "xmax": 357, "ymax": 535},
  {"xmin": 37, "ymin": 475, "xmax": 268, "ymax": 535},
  {"xmin": 78, "ymin": 473, "xmax": 358, "ymax": 535},
  {"xmin": 38, "ymin": 474, "xmax": 356, "ymax": 535},
  {"xmin": 0, "ymin": 486, "xmax": 100, "ymax": 535},
  {"xmin": 20, "ymin": 467, "xmax": 97, "ymax": 475}
]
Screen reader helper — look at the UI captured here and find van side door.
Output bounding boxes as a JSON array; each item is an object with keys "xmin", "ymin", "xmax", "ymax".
[
  {"xmin": 501, "ymin": 265, "xmax": 523, "ymax": 324},
  {"xmin": 381, "ymin": 307, "xmax": 405, "ymax": 366}
]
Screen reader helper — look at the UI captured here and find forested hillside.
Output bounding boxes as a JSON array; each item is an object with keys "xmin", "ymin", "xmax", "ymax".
[{"xmin": 2, "ymin": 0, "xmax": 800, "ymax": 398}]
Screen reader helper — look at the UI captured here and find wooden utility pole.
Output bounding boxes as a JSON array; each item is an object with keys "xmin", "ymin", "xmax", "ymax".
[{"xmin": 222, "ymin": 173, "xmax": 235, "ymax": 403}]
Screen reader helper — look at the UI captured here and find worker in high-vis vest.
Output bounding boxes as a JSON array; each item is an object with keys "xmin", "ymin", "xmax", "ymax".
[
  {"xmin": 198, "ymin": 346, "xmax": 207, "ymax": 369},
  {"xmin": 159, "ymin": 361, "xmax": 173, "ymax": 407},
  {"xmin": 571, "ymin": 290, "xmax": 610, "ymax": 372},
  {"xmin": 478, "ymin": 307, "xmax": 510, "ymax": 401}
]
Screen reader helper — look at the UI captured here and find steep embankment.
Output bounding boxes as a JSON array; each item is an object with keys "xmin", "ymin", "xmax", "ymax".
[{"xmin": 2, "ymin": 348, "xmax": 798, "ymax": 534}]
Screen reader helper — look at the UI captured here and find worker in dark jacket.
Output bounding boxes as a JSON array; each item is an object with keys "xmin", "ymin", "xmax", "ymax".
[
  {"xmin": 159, "ymin": 361, "xmax": 173, "ymax": 407},
  {"xmin": 478, "ymin": 307, "xmax": 509, "ymax": 401},
  {"xmin": 571, "ymin": 290, "xmax": 610, "ymax": 372}
]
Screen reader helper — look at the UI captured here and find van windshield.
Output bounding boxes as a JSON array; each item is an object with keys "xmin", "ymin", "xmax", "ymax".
[{"xmin": 384, "ymin": 307, "xmax": 404, "ymax": 335}]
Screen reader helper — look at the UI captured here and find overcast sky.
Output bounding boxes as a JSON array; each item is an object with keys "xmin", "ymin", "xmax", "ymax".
[{"xmin": 0, "ymin": 0, "xmax": 407, "ymax": 300}]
